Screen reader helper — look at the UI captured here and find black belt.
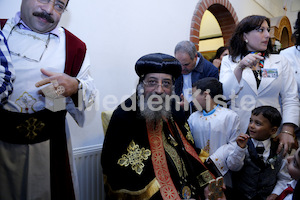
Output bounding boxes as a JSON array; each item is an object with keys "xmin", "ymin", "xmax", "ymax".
[{"xmin": 0, "ymin": 109, "xmax": 66, "ymax": 144}]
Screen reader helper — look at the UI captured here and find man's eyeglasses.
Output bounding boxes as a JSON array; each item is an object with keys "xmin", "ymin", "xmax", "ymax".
[
  {"xmin": 37, "ymin": 0, "xmax": 66, "ymax": 13},
  {"xmin": 143, "ymin": 80, "xmax": 173, "ymax": 89},
  {"xmin": 7, "ymin": 24, "xmax": 50, "ymax": 63}
]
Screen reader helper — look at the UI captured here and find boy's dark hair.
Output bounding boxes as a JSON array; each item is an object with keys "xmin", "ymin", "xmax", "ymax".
[
  {"xmin": 192, "ymin": 77, "xmax": 223, "ymax": 99},
  {"xmin": 252, "ymin": 106, "xmax": 282, "ymax": 127}
]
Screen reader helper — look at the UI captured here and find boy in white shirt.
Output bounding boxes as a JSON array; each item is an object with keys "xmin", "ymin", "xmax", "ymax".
[
  {"xmin": 227, "ymin": 106, "xmax": 291, "ymax": 200},
  {"xmin": 187, "ymin": 77, "xmax": 241, "ymax": 192}
]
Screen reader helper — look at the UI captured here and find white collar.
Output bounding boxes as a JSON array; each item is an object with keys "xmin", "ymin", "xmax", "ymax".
[{"xmin": 251, "ymin": 138, "xmax": 271, "ymax": 149}]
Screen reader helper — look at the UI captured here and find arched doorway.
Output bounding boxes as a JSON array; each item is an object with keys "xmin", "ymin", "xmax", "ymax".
[
  {"xmin": 190, "ymin": 0, "xmax": 239, "ymax": 51},
  {"xmin": 281, "ymin": 27, "xmax": 289, "ymax": 48},
  {"xmin": 198, "ymin": 10, "xmax": 224, "ymax": 60},
  {"xmin": 270, "ymin": 16, "xmax": 293, "ymax": 51}
]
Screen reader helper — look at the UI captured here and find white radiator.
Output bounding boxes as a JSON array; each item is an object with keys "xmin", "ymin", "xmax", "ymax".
[{"xmin": 73, "ymin": 145, "xmax": 105, "ymax": 200}]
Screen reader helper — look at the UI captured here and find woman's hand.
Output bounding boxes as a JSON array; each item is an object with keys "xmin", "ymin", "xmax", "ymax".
[
  {"xmin": 234, "ymin": 53, "xmax": 264, "ymax": 83},
  {"xmin": 238, "ymin": 53, "xmax": 264, "ymax": 70},
  {"xmin": 275, "ymin": 124, "xmax": 297, "ymax": 156},
  {"xmin": 212, "ymin": 58, "xmax": 221, "ymax": 68}
]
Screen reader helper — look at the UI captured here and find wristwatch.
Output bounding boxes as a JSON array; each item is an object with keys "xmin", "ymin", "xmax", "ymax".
[{"xmin": 77, "ymin": 78, "xmax": 83, "ymax": 90}]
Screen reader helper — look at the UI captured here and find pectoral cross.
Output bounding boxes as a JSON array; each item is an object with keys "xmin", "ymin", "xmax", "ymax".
[{"xmin": 208, "ymin": 177, "xmax": 224, "ymax": 200}]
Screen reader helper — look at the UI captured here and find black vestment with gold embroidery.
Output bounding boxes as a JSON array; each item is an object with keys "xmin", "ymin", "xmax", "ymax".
[{"xmin": 101, "ymin": 95, "xmax": 215, "ymax": 200}]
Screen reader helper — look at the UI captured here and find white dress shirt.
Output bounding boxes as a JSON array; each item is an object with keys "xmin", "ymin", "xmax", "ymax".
[{"xmin": 226, "ymin": 139, "xmax": 292, "ymax": 195}]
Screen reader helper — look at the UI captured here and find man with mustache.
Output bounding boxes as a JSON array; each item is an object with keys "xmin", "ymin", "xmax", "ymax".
[
  {"xmin": 101, "ymin": 53, "xmax": 225, "ymax": 200},
  {"xmin": 0, "ymin": 0, "xmax": 96, "ymax": 200},
  {"xmin": 174, "ymin": 41, "xmax": 219, "ymax": 117}
]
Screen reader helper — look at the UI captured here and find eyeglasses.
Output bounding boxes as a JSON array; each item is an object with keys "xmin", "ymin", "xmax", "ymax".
[
  {"xmin": 7, "ymin": 24, "xmax": 50, "ymax": 63},
  {"xmin": 37, "ymin": 0, "xmax": 66, "ymax": 13},
  {"xmin": 143, "ymin": 80, "xmax": 173, "ymax": 89}
]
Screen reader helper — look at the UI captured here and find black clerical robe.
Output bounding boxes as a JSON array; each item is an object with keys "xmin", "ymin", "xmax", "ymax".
[{"xmin": 101, "ymin": 95, "xmax": 214, "ymax": 200}]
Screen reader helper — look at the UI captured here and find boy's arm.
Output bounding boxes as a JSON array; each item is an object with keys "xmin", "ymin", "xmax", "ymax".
[
  {"xmin": 207, "ymin": 113, "xmax": 243, "ymax": 176},
  {"xmin": 207, "ymin": 143, "xmax": 232, "ymax": 176},
  {"xmin": 226, "ymin": 133, "xmax": 249, "ymax": 171},
  {"xmin": 226, "ymin": 142, "xmax": 246, "ymax": 171},
  {"xmin": 208, "ymin": 140, "xmax": 246, "ymax": 176},
  {"xmin": 271, "ymin": 159, "xmax": 292, "ymax": 196}
]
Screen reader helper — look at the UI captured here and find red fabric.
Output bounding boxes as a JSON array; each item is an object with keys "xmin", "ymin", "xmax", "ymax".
[
  {"xmin": 0, "ymin": 19, "xmax": 7, "ymax": 30},
  {"xmin": 276, "ymin": 186, "xmax": 294, "ymax": 200},
  {"xmin": 147, "ymin": 121, "xmax": 181, "ymax": 200},
  {"xmin": 63, "ymin": 28, "xmax": 86, "ymax": 77},
  {"xmin": 63, "ymin": 28, "xmax": 86, "ymax": 106},
  {"xmin": 147, "ymin": 120, "xmax": 215, "ymax": 200}
]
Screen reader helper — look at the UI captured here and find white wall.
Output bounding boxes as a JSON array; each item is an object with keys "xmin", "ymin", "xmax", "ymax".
[{"xmin": 1, "ymin": 0, "xmax": 298, "ymax": 149}]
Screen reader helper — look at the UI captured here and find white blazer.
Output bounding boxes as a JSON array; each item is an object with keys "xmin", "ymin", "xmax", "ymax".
[
  {"xmin": 280, "ymin": 46, "xmax": 300, "ymax": 98},
  {"xmin": 220, "ymin": 54, "xmax": 299, "ymax": 132}
]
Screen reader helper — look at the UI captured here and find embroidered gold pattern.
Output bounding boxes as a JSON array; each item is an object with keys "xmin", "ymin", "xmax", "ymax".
[
  {"xmin": 197, "ymin": 170, "xmax": 214, "ymax": 187},
  {"xmin": 208, "ymin": 177, "xmax": 224, "ymax": 200},
  {"xmin": 203, "ymin": 139, "xmax": 210, "ymax": 154},
  {"xmin": 163, "ymin": 131, "xmax": 188, "ymax": 178},
  {"xmin": 15, "ymin": 92, "xmax": 37, "ymax": 113},
  {"xmin": 17, "ymin": 117, "xmax": 45, "ymax": 140},
  {"xmin": 118, "ymin": 140, "xmax": 151, "ymax": 175},
  {"xmin": 167, "ymin": 134, "xmax": 178, "ymax": 147},
  {"xmin": 184, "ymin": 123, "xmax": 194, "ymax": 144}
]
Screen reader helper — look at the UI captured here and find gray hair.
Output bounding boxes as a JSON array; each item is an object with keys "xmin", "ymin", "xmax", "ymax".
[
  {"xmin": 137, "ymin": 83, "xmax": 179, "ymax": 122},
  {"xmin": 174, "ymin": 40, "xmax": 197, "ymax": 60}
]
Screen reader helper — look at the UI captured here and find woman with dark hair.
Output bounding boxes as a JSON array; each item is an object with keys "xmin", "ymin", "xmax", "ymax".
[
  {"xmin": 211, "ymin": 46, "xmax": 229, "ymax": 70},
  {"xmin": 220, "ymin": 15, "xmax": 299, "ymax": 156}
]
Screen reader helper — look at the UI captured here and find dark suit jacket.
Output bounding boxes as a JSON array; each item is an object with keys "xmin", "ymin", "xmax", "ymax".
[
  {"xmin": 174, "ymin": 53, "xmax": 219, "ymax": 117},
  {"xmin": 174, "ymin": 52, "xmax": 219, "ymax": 96}
]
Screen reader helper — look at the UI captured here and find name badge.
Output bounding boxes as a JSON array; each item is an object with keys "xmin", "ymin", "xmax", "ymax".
[{"xmin": 261, "ymin": 68, "xmax": 278, "ymax": 78}]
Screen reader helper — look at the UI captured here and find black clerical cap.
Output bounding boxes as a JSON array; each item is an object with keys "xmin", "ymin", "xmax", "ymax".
[{"xmin": 135, "ymin": 53, "xmax": 182, "ymax": 80}]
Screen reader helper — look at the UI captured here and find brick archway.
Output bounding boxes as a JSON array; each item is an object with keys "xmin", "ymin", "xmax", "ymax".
[
  {"xmin": 270, "ymin": 16, "xmax": 293, "ymax": 49},
  {"xmin": 190, "ymin": 0, "xmax": 239, "ymax": 50}
]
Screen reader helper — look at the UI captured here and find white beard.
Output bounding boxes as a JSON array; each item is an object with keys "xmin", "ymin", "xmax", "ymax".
[{"xmin": 137, "ymin": 83, "xmax": 172, "ymax": 123}]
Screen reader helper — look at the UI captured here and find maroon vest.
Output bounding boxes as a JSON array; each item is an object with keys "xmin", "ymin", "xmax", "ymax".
[{"xmin": 0, "ymin": 19, "xmax": 7, "ymax": 30}]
